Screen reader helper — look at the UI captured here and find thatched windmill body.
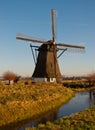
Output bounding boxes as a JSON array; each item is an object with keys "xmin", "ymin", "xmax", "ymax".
[{"xmin": 16, "ymin": 9, "xmax": 85, "ymax": 83}]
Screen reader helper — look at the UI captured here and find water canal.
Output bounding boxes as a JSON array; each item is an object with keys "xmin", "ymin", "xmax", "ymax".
[
  {"xmin": 17, "ymin": 90, "xmax": 95, "ymax": 130},
  {"xmin": 2, "ymin": 90, "xmax": 95, "ymax": 130}
]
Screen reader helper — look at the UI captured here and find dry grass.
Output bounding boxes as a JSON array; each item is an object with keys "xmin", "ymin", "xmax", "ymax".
[{"xmin": 0, "ymin": 81, "xmax": 74, "ymax": 127}]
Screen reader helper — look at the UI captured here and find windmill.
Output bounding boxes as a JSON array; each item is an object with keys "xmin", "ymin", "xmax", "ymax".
[{"xmin": 16, "ymin": 9, "xmax": 85, "ymax": 83}]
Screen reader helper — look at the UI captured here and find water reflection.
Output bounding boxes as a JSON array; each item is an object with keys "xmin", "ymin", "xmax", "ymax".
[
  {"xmin": 2, "ymin": 91, "xmax": 95, "ymax": 130},
  {"xmin": 17, "ymin": 122, "xmax": 38, "ymax": 130},
  {"xmin": 89, "ymin": 90, "xmax": 95, "ymax": 105},
  {"xmin": 17, "ymin": 110, "xmax": 58, "ymax": 130},
  {"xmin": 58, "ymin": 91, "xmax": 95, "ymax": 118}
]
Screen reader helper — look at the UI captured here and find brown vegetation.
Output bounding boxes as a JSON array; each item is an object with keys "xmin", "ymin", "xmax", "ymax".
[
  {"xmin": 3, "ymin": 71, "xmax": 18, "ymax": 84},
  {"xmin": 87, "ymin": 72, "xmax": 95, "ymax": 86}
]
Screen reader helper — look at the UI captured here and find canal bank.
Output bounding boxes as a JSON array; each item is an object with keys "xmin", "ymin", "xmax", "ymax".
[
  {"xmin": 0, "ymin": 83, "xmax": 74, "ymax": 129},
  {"xmin": 17, "ymin": 90, "xmax": 95, "ymax": 130},
  {"xmin": 30, "ymin": 105, "xmax": 95, "ymax": 130}
]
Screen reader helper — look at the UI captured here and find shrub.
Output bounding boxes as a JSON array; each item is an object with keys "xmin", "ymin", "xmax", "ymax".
[{"xmin": 3, "ymin": 71, "xmax": 18, "ymax": 85}]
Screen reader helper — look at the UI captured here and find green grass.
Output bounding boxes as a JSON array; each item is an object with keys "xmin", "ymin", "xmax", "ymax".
[{"xmin": 0, "ymin": 81, "xmax": 74, "ymax": 127}]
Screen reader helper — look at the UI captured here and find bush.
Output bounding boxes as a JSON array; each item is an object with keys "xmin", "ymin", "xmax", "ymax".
[{"xmin": 3, "ymin": 71, "xmax": 18, "ymax": 85}]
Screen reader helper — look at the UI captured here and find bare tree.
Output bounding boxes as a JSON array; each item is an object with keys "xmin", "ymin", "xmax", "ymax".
[
  {"xmin": 3, "ymin": 71, "xmax": 17, "ymax": 84},
  {"xmin": 87, "ymin": 72, "xmax": 95, "ymax": 86}
]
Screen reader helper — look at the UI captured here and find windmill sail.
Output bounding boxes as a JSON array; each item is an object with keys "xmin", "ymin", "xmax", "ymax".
[
  {"xmin": 16, "ymin": 33, "xmax": 46, "ymax": 44},
  {"xmin": 56, "ymin": 43, "xmax": 85, "ymax": 49},
  {"xmin": 51, "ymin": 9, "xmax": 56, "ymax": 41}
]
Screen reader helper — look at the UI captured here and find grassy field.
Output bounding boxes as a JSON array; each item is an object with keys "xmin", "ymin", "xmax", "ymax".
[{"xmin": 0, "ymin": 80, "xmax": 74, "ymax": 127}]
